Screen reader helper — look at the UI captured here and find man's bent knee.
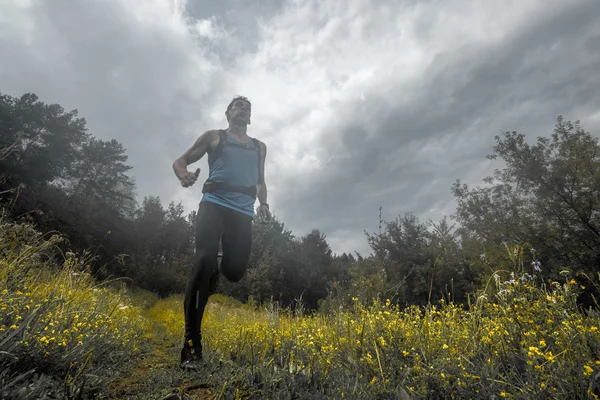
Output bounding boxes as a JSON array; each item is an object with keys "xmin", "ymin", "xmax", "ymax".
[{"xmin": 221, "ymin": 263, "xmax": 246, "ymax": 282}]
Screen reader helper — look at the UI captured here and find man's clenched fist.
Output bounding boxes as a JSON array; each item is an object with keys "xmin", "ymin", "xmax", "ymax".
[
  {"xmin": 257, "ymin": 203, "xmax": 271, "ymax": 220},
  {"xmin": 179, "ymin": 168, "xmax": 200, "ymax": 187}
]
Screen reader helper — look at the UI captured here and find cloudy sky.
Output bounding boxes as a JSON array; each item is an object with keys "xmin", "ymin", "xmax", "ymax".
[{"xmin": 1, "ymin": 0, "xmax": 599, "ymax": 256}]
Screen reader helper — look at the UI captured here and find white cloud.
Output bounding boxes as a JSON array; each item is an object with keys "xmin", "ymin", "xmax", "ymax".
[
  {"xmin": 194, "ymin": 18, "xmax": 221, "ymax": 39},
  {"xmin": 1, "ymin": 0, "xmax": 599, "ymax": 257}
]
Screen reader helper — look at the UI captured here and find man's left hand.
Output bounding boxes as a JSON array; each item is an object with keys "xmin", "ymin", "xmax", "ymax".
[{"xmin": 257, "ymin": 204, "xmax": 271, "ymax": 220}]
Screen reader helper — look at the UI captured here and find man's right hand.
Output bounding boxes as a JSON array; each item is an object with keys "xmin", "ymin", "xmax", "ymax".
[
  {"xmin": 173, "ymin": 130, "xmax": 218, "ymax": 188},
  {"xmin": 179, "ymin": 168, "xmax": 201, "ymax": 187}
]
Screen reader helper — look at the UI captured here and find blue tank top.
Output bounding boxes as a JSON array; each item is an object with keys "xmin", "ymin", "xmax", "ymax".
[{"xmin": 201, "ymin": 132, "xmax": 260, "ymax": 216}]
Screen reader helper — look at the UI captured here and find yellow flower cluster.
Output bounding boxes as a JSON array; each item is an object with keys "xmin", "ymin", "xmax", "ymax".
[
  {"xmin": 4, "ymin": 220, "xmax": 598, "ymax": 398},
  {"xmin": 0, "ymin": 249, "xmax": 145, "ymax": 387},
  {"xmin": 148, "ymin": 270, "xmax": 600, "ymax": 398}
]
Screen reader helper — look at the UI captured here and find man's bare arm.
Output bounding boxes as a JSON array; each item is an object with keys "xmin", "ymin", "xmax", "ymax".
[
  {"xmin": 173, "ymin": 130, "xmax": 217, "ymax": 187},
  {"xmin": 257, "ymin": 141, "xmax": 269, "ymax": 212}
]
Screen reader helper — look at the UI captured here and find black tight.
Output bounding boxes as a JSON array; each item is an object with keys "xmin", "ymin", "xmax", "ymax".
[{"xmin": 183, "ymin": 201, "xmax": 253, "ymax": 345}]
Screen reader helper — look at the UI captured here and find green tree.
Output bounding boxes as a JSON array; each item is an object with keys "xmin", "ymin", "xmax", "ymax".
[
  {"xmin": 363, "ymin": 213, "xmax": 473, "ymax": 307},
  {"xmin": 128, "ymin": 197, "xmax": 194, "ymax": 295},
  {"xmin": 428, "ymin": 217, "xmax": 474, "ymax": 304},
  {"xmin": 366, "ymin": 213, "xmax": 431, "ymax": 306},
  {"xmin": 294, "ymin": 229, "xmax": 334, "ymax": 309},
  {"xmin": 66, "ymin": 137, "xmax": 137, "ymax": 217},
  {"xmin": 452, "ymin": 116, "xmax": 600, "ymax": 283},
  {"xmin": 0, "ymin": 92, "xmax": 88, "ymax": 188}
]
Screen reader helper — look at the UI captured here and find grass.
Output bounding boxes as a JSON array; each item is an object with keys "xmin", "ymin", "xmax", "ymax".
[
  {"xmin": 0, "ymin": 215, "xmax": 147, "ymax": 398},
  {"xmin": 1, "ymin": 214, "xmax": 600, "ymax": 399},
  {"xmin": 135, "ymin": 271, "xmax": 600, "ymax": 399}
]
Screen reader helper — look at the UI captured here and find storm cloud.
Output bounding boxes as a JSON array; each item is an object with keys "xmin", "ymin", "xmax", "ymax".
[{"xmin": 1, "ymin": 0, "xmax": 599, "ymax": 255}]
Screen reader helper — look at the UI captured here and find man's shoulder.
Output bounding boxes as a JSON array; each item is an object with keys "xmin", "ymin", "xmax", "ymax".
[
  {"xmin": 253, "ymin": 137, "xmax": 267, "ymax": 152},
  {"xmin": 196, "ymin": 129, "xmax": 224, "ymax": 146},
  {"xmin": 203, "ymin": 129, "xmax": 224, "ymax": 139}
]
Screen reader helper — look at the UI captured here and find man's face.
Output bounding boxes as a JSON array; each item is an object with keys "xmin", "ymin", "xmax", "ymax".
[{"xmin": 228, "ymin": 100, "xmax": 251, "ymax": 125}]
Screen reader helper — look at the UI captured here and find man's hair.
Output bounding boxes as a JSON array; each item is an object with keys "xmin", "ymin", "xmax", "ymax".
[{"xmin": 226, "ymin": 95, "xmax": 251, "ymax": 114}]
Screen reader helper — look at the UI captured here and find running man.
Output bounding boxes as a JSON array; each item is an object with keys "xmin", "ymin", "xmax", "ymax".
[{"xmin": 172, "ymin": 95, "xmax": 271, "ymax": 370}]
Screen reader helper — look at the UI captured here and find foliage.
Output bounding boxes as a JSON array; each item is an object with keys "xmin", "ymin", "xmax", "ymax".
[
  {"xmin": 2, "ymin": 215, "xmax": 599, "ymax": 399},
  {"xmin": 64, "ymin": 137, "xmax": 137, "ymax": 217},
  {"xmin": 138, "ymin": 243, "xmax": 600, "ymax": 399},
  {"xmin": 3, "ymin": 88, "xmax": 600, "ymax": 340},
  {"xmin": 0, "ymin": 92, "xmax": 88, "ymax": 188},
  {"xmin": 0, "ymin": 91, "xmax": 198, "ymax": 293},
  {"xmin": 218, "ymin": 218, "xmax": 344, "ymax": 310},
  {"xmin": 323, "ymin": 214, "xmax": 475, "ymax": 311},
  {"xmin": 452, "ymin": 117, "xmax": 600, "ymax": 300},
  {"xmin": 0, "ymin": 215, "xmax": 145, "ymax": 398},
  {"xmin": 0, "ymin": 90, "xmax": 347, "ymax": 306},
  {"xmin": 2, "ymin": 88, "xmax": 600, "ymax": 398},
  {"xmin": 127, "ymin": 196, "xmax": 194, "ymax": 295}
]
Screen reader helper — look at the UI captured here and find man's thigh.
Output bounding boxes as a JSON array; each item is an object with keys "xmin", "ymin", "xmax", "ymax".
[
  {"xmin": 195, "ymin": 201, "xmax": 225, "ymax": 253},
  {"xmin": 220, "ymin": 209, "xmax": 253, "ymax": 282}
]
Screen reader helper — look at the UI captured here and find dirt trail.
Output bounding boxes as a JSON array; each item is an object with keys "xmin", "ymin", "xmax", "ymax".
[
  {"xmin": 104, "ymin": 302, "xmax": 327, "ymax": 400},
  {"xmin": 106, "ymin": 311, "xmax": 236, "ymax": 400}
]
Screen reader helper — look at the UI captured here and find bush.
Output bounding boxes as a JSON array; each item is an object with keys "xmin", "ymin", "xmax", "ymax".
[
  {"xmin": 0, "ymin": 215, "xmax": 145, "ymax": 398},
  {"xmin": 149, "ymin": 244, "xmax": 600, "ymax": 399}
]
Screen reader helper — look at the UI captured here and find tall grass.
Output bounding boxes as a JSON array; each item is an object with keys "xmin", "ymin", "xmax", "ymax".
[
  {"xmin": 0, "ymin": 215, "xmax": 146, "ymax": 398},
  {"xmin": 150, "ymin": 246, "xmax": 600, "ymax": 399},
  {"xmin": 2, "ymin": 211, "xmax": 600, "ymax": 399}
]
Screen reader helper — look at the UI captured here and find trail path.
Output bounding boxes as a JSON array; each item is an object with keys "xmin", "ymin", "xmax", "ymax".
[{"xmin": 106, "ymin": 309, "xmax": 249, "ymax": 400}]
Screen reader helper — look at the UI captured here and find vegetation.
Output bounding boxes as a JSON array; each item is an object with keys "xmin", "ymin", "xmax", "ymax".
[
  {"xmin": 154, "ymin": 262, "xmax": 600, "ymax": 399},
  {"xmin": 2, "ymin": 217, "xmax": 598, "ymax": 398},
  {"xmin": 2, "ymin": 90, "xmax": 600, "ymax": 398},
  {"xmin": 0, "ymin": 213, "xmax": 145, "ymax": 398}
]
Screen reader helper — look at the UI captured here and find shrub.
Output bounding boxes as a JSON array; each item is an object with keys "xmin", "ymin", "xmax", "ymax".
[
  {"xmin": 149, "ymin": 245, "xmax": 600, "ymax": 399},
  {"xmin": 0, "ymin": 216, "xmax": 145, "ymax": 398}
]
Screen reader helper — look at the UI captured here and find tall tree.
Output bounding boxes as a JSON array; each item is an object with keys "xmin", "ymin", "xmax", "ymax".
[
  {"xmin": 0, "ymin": 92, "xmax": 88, "ymax": 188},
  {"xmin": 294, "ymin": 229, "xmax": 334, "ymax": 309},
  {"xmin": 66, "ymin": 137, "xmax": 137, "ymax": 217},
  {"xmin": 364, "ymin": 213, "xmax": 473, "ymax": 306},
  {"xmin": 452, "ymin": 116, "xmax": 600, "ymax": 281},
  {"xmin": 428, "ymin": 217, "xmax": 474, "ymax": 304},
  {"xmin": 366, "ymin": 213, "xmax": 431, "ymax": 305}
]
